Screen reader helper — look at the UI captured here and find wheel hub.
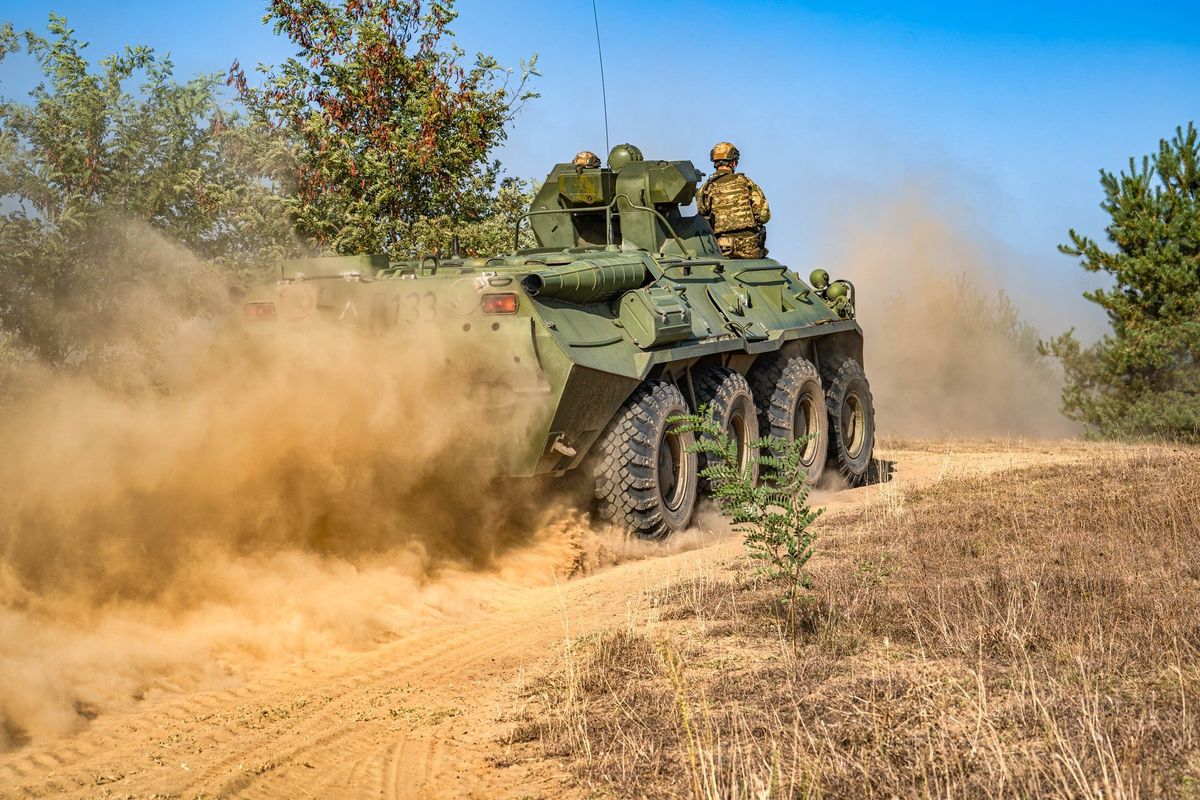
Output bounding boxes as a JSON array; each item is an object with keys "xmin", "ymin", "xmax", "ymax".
[
  {"xmin": 794, "ymin": 394, "xmax": 820, "ymax": 465},
  {"xmin": 657, "ymin": 428, "xmax": 687, "ymax": 512},
  {"xmin": 843, "ymin": 393, "xmax": 866, "ymax": 458}
]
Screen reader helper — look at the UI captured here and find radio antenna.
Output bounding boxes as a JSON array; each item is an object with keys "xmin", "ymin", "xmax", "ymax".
[{"xmin": 591, "ymin": 0, "xmax": 611, "ymax": 155}]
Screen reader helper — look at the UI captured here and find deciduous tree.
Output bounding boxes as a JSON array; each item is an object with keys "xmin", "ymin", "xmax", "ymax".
[
  {"xmin": 230, "ymin": 0, "xmax": 537, "ymax": 255},
  {"xmin": 0, "ymin": 15, "xmax": 294, "ymax": 369}
]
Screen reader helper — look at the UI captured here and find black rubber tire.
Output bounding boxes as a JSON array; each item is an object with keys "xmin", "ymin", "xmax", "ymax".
[
  {"xmin": 823, "ymin": 356, "xmax": 875, "ymax": 487},
  {"xmin": 693, "ymin": 367, "xmax": 760, "ymax": 492},
  {"xmin": 594, "ymin": 381, "xmax": 699, "ymax": 539},
  {"xmin": 749, "ymin": 354, "xmax": 829, "ymax": 485}
]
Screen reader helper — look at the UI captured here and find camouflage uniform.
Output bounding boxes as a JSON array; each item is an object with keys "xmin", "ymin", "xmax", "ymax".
[{"xmin": 697, "ymin": 170, "xmax": 771, "ymax": 259}]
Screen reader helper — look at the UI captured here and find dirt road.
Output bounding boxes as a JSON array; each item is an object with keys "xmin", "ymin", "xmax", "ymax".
[{"xmin": 0, "ymin": 440, "xmax": 1103, "ymax": 799}]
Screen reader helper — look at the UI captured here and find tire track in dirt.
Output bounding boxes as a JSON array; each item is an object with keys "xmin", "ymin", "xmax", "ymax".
[
  {"xmin": 207, "ymin": 616, "xmax": 537, "ymax": 799},
  {"xmin": 0, "ymin": 442, "xmax": 1104, "ymax": 799}
]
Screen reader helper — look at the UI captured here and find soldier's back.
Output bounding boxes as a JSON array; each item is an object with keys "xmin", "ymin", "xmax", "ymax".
[{"xmin": 700, "ymin": 172, "xmax": 758, "ymax": 235}]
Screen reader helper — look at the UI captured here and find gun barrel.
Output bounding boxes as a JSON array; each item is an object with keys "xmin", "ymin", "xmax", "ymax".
[{"xmin": 521, "ymin": 258, "xmax": 648, "ymax": 304}]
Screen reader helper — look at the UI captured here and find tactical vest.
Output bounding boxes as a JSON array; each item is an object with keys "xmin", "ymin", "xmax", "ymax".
[{"xmin": 702, "ymin": 173, "xmax": 757, "ymax": 235}]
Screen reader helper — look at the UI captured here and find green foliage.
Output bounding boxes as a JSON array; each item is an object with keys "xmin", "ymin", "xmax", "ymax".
[
  {"xmin": 0, "ymin": 329, "xmax": 21, "ymax": 384},
  {"xmin": 1043, "ymin": 123, "xmax": 1200, "ymax": 441},
  {"xmin": 672, "ymin": 410, "xmax": 823, "ymax": 632},
  {"xmin": 0, "ymin": 15, "xmax": 296, "ymax": 369},
  {"xmin": 404, "ymin": 178, "xmax": 539, "ymax": 255},
  {"xmin": 231, "ymin": 0, "xmax": 538, "ymax": 256}
]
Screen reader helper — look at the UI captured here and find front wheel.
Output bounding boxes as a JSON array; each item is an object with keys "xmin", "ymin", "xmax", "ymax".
[
  {"xmin": 823, "ymin": 356, "xmax": 875, "ymax": 487},
  {"xmin": 594, "ymin": 381, "xmax": 699, "ymax": 539}
]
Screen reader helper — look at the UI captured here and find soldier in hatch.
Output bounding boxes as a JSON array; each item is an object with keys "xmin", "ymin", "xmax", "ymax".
[
  {"xmin": 572, "ymin": 150, "xmax": 602, "ymax": 171},
  {"xmin": 696, "ymin": 141, "xmax": 771, "ymax": 259}
]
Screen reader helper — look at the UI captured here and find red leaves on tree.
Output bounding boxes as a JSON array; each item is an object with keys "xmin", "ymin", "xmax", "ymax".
[{"xmin": 230, "ymin": 0, "xmax": 535, "ymax": 254}]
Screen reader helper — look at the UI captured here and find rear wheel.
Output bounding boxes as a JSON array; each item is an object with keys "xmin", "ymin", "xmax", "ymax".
[
  {"xmin": 823, "ymin": 356, "xmax": 875, "ymax": 487},
  {"xmin": 693, "ymin": 367, "xmax": 759, "ymax": 491},
  {"xmin": 594, "ymin": 381, "xmax": 698, "ymax": 539},
  {"xmin": 749, "ymin": 355, "xmax": 829, "ymax": 485}
]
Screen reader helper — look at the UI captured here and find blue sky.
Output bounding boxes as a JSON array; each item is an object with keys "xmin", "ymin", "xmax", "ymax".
[{"xmin": 2, "ymin": 0, "xmax": 1198, "ymax": 339}]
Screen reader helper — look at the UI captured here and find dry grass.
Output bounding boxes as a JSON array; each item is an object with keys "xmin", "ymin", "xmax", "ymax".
[{"xmin": 517, "ymin": 445, "xmax": 1200, "ymax": 799}]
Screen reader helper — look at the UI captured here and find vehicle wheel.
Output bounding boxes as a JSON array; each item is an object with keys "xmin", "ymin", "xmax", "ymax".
[
  {"xmin": 693, "ymin": 367, "xmax": 759, "ymax": 492},
  {"xmin": 823, "ymin": 356, "xmax": 875, "ymax": 487},
  {"xmin": 749, "ymin": 355, "xmax": 829, "ymax": 485},
  {"xmin": 594, "ymin": 381, "xmax": 699, "ymax": 539}
]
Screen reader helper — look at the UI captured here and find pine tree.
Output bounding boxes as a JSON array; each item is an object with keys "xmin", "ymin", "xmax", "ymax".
[{"xmin": 1044, "ymin": 123, "xmax": 1200, "ymax": 441}]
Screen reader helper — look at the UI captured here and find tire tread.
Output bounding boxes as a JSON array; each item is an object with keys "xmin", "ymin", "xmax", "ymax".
[
  {"xmin": 593, "ymin": 381, "xmax": 695, "ymax": 539},
  {"xmin": 748, "ymin": 354, "xmax": 828, "ymax": 485},
  {"xmin": 822, "ymin": 355, "xmax": 875, "ymax": 487}
]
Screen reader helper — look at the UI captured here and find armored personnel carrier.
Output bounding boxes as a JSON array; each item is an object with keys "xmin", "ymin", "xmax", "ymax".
[{"xmin": 239, "ymin": 144, "xmax": 874, "ymax": 539}]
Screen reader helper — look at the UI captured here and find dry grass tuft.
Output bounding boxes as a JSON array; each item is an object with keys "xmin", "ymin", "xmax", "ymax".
[{"xmin": 520, "ymin": 445, "xmax": 1200, "ymax": 799}]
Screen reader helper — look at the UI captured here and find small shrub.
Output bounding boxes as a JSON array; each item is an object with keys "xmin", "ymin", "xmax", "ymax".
[{"xmin": 671, "ymin": 410, "xmax": 822, "ymax": 635}]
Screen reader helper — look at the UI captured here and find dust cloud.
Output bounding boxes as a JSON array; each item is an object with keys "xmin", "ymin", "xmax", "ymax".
[
  {"xmin": 562, "ymin": 505, "xmax": 736, "ymax": 575},
  {"xmin": 0, "ymin": 227, "xmax": 615, "ymax": 749},
  {"xmin": 825, "ymin": 190, "xmax": 1076, "ymax": 439}
]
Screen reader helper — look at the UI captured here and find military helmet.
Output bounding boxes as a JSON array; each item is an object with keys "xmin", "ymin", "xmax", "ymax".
[
  {"xmin": 710, "ymin": 141, "xmax": 740, "ymax": 164},
  {"xmin": 572, "ymin": 150, "xmax": 601, "ymax": 169},
  {"xmin": 607, "ymin": 143, "xmax": 644, "ymax": 171}
]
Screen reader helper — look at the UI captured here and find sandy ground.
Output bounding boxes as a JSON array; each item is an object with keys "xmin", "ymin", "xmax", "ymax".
[{"xmin": 0, "ymin": 439, "xmax": 1108, "ymax": 799}]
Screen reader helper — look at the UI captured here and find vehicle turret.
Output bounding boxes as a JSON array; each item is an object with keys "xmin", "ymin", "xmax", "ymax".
[{"xmin": 526, "ymin": 144, "xmax": 720, "ymax": 257}]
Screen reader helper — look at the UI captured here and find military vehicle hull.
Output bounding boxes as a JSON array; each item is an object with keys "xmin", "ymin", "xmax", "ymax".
[{"xmin": 238, "ymin": 146, "xmax": 874, "ymax": 538}]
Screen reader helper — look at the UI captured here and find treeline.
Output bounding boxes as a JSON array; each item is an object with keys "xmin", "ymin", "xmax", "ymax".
[{"xmin": 0, "ymin": 1, "xmax": 537, "ymax": 370}]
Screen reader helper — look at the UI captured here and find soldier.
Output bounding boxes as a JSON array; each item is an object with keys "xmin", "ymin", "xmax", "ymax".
[
  {"xmin": 572, "ymin": 150, "xmax": 601, "ymax": 171},
  {"xmin": 696, "ymin": 141, "xmax": 771, "ymax": 258}
]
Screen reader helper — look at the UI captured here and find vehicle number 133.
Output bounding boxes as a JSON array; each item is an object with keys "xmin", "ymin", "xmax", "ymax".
[{"xmin": 391, "ymin": 291, "xmax": 437, "ymax": 324}]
